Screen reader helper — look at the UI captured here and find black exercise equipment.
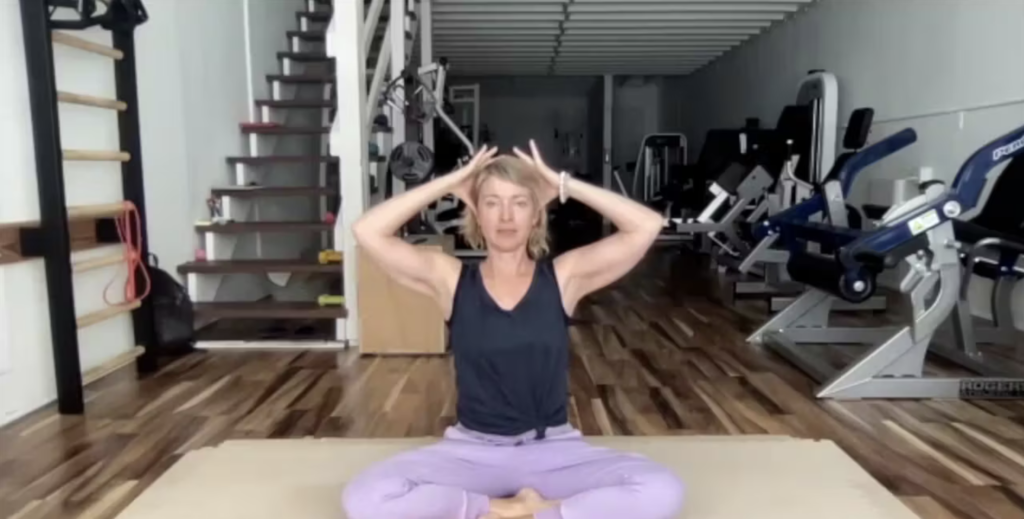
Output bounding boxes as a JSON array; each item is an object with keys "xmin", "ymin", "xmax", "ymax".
[
  {"xmin": 748, "ymin": 122, "xmax": 1024, "ymax": 399},
  {"xmin": 663, "ymin": 105, "xmax": 812, "ymax": 253},
  {"xmin": 931, "ymin": 153, "xmax": 1024, "ymax": 377},
  {"xmin": 48, "ymin": 0, "xmax": 148, "ymax": 31},
  {"xmin": 389, "ymin": 141, "xmax": 435, "ymax": 185}
]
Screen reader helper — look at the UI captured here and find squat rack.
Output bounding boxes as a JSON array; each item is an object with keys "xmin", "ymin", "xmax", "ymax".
[{"xmin": 15, "ymin": 0, "xmax": 156, "ymax": 414}]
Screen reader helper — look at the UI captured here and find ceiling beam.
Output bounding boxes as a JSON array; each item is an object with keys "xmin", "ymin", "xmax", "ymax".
[
  {"xmin": 448, "ymin": 56, "xmax": 555, "ymax": 61},
  {"xmin": 560, "ymin": 34, "xmax": 750, "ymax": 41},
  {"xmin": 568, "ymin": 12, "xmax": 788, "ymax": 21},
  {"xmin": 569, "ymin": 3, "xmax": 803, "ymax": 13},
  {"xmin": 432, "ymin": 0, "xmax": 814, "ymax": 78},
  {"xmin": 435, "ymin": 13, "xmax": 564, "ymax": 21},
  {"xmin": 435, "ymin": 40, "xmax": 556, "ymax": 46},
  {"xmin": 435, "ymin": 36, "xmax": 559, "ymax": 41},
  {"xmin": 563, "ymin": 28, "xmax": 762, "ymax": 36},
  {"xmin": 433, "ymin": 3, "xmax": 565, "ymax": 13},
  {"xmin": 558, "ymin": 43, "xmax": 730, "ymax": 50},
  {"xmin": 564, "ymin": 20, "xmax": 773, "ymax": 28},
  {"xmin": 555, "ymin": 57, "xmax": 712, "ymax": 62},
  {"xmin": 435, "ymin": 21, "xmax": 561, "ymax": 28},
  {"xmin": 435, "ymin": 0, "xmax": 565, "ymax": 3},
  {"xmin": 571, "ymin": 0, "xmax": 810, "ymax": 3}
]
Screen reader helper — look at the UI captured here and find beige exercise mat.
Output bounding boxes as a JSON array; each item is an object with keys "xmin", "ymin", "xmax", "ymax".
[{"xmin": 114, "ymin": 436, "xmax": 919, "ymax": 519}]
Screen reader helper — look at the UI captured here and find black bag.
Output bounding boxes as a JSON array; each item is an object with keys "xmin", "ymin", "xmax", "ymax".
[
  {"xmin": 147, "ymin": 255, "xmax": 195, "ymax": 355},
  {"xmin": 49, "ymin": 0, "xmax": 148, "ymax": 31}
]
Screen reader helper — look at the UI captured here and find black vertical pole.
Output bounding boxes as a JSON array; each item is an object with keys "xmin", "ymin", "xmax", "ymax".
[
  {"xmin": 111, "ymin": 28, "xmax": 158, "ymax": 375},
  {"xmin": 19, "ymin": 0, "xmax": 85, "ymax": 414}
]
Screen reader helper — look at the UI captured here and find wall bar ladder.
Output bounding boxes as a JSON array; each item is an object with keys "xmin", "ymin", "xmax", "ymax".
[{"xmin": 18, "ymin": 0, "xmax": 158, "ymax": 415}]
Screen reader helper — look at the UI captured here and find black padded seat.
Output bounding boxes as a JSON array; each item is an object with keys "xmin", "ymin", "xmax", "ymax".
[{"xmin": 952, "ymin": 155, "xmax": 1024, "ymax": 279}]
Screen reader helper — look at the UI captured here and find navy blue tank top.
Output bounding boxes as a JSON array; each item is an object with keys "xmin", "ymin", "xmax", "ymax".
[{"xmin": 448, "ymin": 258, "xmax": 570, "ymax": 439}]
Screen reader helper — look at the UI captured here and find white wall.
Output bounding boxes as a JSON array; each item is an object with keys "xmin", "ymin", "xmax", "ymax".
[
  {"xmin": 0, "ymin": 0, "xmax": 306, "ymax": 427},
  {"xmin": 584, "ymin": 78, "xmax": 604, "ymax": 181},
  {"xmin": 613, "ymin": 76, "xmax": 666, "ymax": 170},
  {"xmin": 135, "ymin": 0, "xmax": 270, "ymax": 305},
  {"xmin": 673, "ymin": 0, "xmax": 1024, "ymax": 329},
  {"xmin": 240, "ymin": 0, "xmax": 328, "ymax": 302},
  {"xmin": 452, "ymin": 75, "xmax": 674, "ymax": 177},
  {"xmin": 451, "ymin": 77, "xmax": 595, "ymax": 174},
  {"xmin": 244, "ymin": 0, "xmax": 305, "ymax": 121},
  {"xmin": 0, "ymin": 3, "xmax": 136, "ymax": 425},
  {"xmin": 140, "ymin": 0, "xmax": 321, "ymax": 304}
]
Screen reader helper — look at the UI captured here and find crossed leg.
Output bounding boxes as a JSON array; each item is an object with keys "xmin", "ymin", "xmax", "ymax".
[
  {"xmin": 341, "ymin": 440, "xmax": 521, "ymax": 519},
  {"xmin": 523, "ymin": 439, "xmax": 686, "ymax": 519},
  {"xmin": 342, "ymin": 435, "xmax": 684, "ymax": 519}
]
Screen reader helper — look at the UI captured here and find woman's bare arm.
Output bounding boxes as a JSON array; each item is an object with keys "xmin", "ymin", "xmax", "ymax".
[
  {"xmin": 515, "ymin": 141, "xmax": 663, "ymax": 315},
  {"xmin": 352, "ymin": 147, "xmax": 497, "ymax": 317},
  {"xmin": 554, "ymin": 177, "xmax": 663, "ymax": 310}
]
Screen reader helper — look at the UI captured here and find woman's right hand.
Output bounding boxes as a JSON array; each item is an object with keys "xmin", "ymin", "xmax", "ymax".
[{"xmin": 449, "ymin": 145, "xmax": 498, "ymax": 214}]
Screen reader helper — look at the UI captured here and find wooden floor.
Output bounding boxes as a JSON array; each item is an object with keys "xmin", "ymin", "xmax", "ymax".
[{"xmin": 3, "ymin": 253, "xmax": 1024, "ymax": 519}]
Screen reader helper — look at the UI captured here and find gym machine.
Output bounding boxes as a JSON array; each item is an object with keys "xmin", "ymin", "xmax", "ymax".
[
  {"xmin": 930, "ymin": 154, "xmax": 1024, "ymax": 377},
  {"xmin": 625, "ymin": 133, "xmax": 689, "ymax": 207},
  {"xmin": 704, "ymin": 106, "xmax": 811, "ymax": 261},
  {"xmin": 665, "ymin": 71, "xmax": 836, "ymax": 244},
  {"xmin": 736, "ymin": 108, "xmax": 891, "ymax": 311},
  {"xmin": 747, "ymin": 123, "xmax": 1024, "ymax": 399},
  {"xmin": 705, "ymin": 72, "xmax": 839, "ymax": 304},
  {"xmin": 796, "ymin": 70, "xmax": 839, "ymax": 186},
  {"xmin": 655, "ymin": 123, "xmax": 785, "ymax": 252},
  {"xmin": 449, "ymin": 84, "xmax": 481, "ymax": 149},
  {"xmin": 610, "ymin": 133, "xmax": 691, "ymax": 243},
  {"xmin": 382, "ymin": 60, "xmax": 473, "ymax": 223},
  {"xmin": 381, "ymin": 60, "xmax": 487, "ymax": 257}
]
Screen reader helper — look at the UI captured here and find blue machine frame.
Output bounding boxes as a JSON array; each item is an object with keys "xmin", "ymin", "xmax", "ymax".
[{"xmin": 747, "ymin": 123, "xmax": 1024, "ymax": 399}]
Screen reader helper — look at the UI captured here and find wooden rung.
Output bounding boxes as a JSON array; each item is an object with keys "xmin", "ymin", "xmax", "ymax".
[
  {"xmin": 58, "ymin": 91, "xmax": 127, "ymax": 111},
  {"xmin": 67, "ymin": 202, "xmax": 126, "ymax": 219},
  {"xmin": 63, "ymin": 149, "xmax": 131, "ymax": 162},
  {"xmin": 51, "ymin": 31, "xmax": 123, "ymax": 60},
  {"xmin": 73, "ymin": 252, "xmax": 124, "ymax": 273},
  {"xmin": 82, "ymin": 346, "xmax": 144, "ymax": 386},
  {"xmin": 77, "ymin": 300, "xmax": 140, "ymax": 329}
]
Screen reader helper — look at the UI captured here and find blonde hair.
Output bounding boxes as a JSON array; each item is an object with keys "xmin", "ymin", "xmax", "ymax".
[{"xmin": 460, "ymin": 155, "xmax": 550, "ymax": 259}]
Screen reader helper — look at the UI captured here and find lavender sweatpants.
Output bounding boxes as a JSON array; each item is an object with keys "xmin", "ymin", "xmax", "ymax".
[{"xmin": 342, "ymin": 424, "xmax": 685, "ymax": 519}]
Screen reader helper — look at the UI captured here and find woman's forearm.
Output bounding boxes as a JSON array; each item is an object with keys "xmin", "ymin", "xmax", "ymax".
[
  {"xmin": 352, "ymin": 174, "xmax": 459, "ymax": 238},
  {"xmin": 566, "ymin": 177, "xmax": 664, "ymax": 234}
]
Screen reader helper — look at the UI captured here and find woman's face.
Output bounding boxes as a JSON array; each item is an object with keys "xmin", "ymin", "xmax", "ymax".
[{"xmin": 476, "ymin": 176, "xmax": 537, "ymax": 253}]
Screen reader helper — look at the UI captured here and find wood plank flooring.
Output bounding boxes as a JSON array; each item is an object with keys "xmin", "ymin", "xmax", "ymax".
[{"xmin": 3, "ymin": 254, "xmax": 1024, "ymax": 519}]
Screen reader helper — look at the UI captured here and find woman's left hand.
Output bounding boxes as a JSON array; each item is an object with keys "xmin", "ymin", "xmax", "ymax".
[{"xmin": 514, "ymin": 139, "xmax": 561, "ymax": 206}]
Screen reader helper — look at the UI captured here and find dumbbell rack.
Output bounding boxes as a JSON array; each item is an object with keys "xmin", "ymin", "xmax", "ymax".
[{"xmin": 17, "ymin": 0, "xmax": 158, "ymax": 415}]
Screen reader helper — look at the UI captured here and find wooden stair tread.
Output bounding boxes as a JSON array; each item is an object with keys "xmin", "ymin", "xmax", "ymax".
[
  {"xmin": 228, "ymin": 152, "xmax": 385, "ymax": 162},
  {"xmin": 277, "ymin": 51, "xmax": 332, "ymax": 62},
  {"xmin": 211, "ymin": 186, "xmax": 334, "ymax": 197},
  {"xmin": 195, "ymin": 221, "xmax": 331, "ymax": 233},
  {"xmin": 267, "ymin": 74, "xmax": 335, "ymax": 84},
  {"xmin": 241, "ymin": 125, "xmax": 330, "ymax": 134},
  {"xmin": 298, "ymin": 10, "xmax": 405, "ymax": 20},
  {"xmin": 254, "ymin": 99, "xmax": 332, "ymax": 108},
  {"xmin": 178, "ymin": 259, "xmax": 340, "ymax": 275},
  {"xmin": 226, "ymin": 155, "xmax": 338, "ymax": 164},
  {"xmin": 296, "ymin": 12, "xmax": 332, "ymax": 21},
  {"xmin": 286, "ymin": 25, "xmax": 393, "ymax": 41},
  {"xmin": 286, "ymin": 30, "xmax": 326, "ymax": 41},
  {"xmin": 193, "ymin": 301, "xmax": 346, "ymax": 319}
]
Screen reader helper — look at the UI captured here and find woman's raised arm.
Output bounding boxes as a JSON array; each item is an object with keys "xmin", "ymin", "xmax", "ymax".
[
  {"xmin": 515, "ymin": 141, "xmax": 663, "ymax": 315},
  {"xmin": 352, "ymin": 146, "xmax": 497, "ymax": 317}
]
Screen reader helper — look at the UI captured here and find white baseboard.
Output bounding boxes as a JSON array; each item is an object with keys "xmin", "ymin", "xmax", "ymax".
[{"xmin": 195, "ymin": 340, "xmax": 348, "ymax": 350}]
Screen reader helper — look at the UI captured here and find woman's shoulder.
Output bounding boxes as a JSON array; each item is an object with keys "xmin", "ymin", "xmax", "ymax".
[{"xmin": 538, "ymin": 254, "xmax": 567, "ymax": 287}]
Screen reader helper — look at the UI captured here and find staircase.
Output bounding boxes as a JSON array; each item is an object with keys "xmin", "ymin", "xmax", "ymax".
[{"xmin": 177, "ymin": 0, "xmax": 415, "ymax": 346}]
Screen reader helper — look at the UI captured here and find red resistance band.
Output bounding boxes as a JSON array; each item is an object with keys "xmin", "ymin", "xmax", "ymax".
[{"xmin": 103, "ymin": 201, "xmax": 152, "ymax": 306}]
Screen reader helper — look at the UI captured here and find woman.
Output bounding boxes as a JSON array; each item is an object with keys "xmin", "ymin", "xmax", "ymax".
[{"xmin": 345, "ymin": 141, "xmax": 684, "ymax": 519}]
